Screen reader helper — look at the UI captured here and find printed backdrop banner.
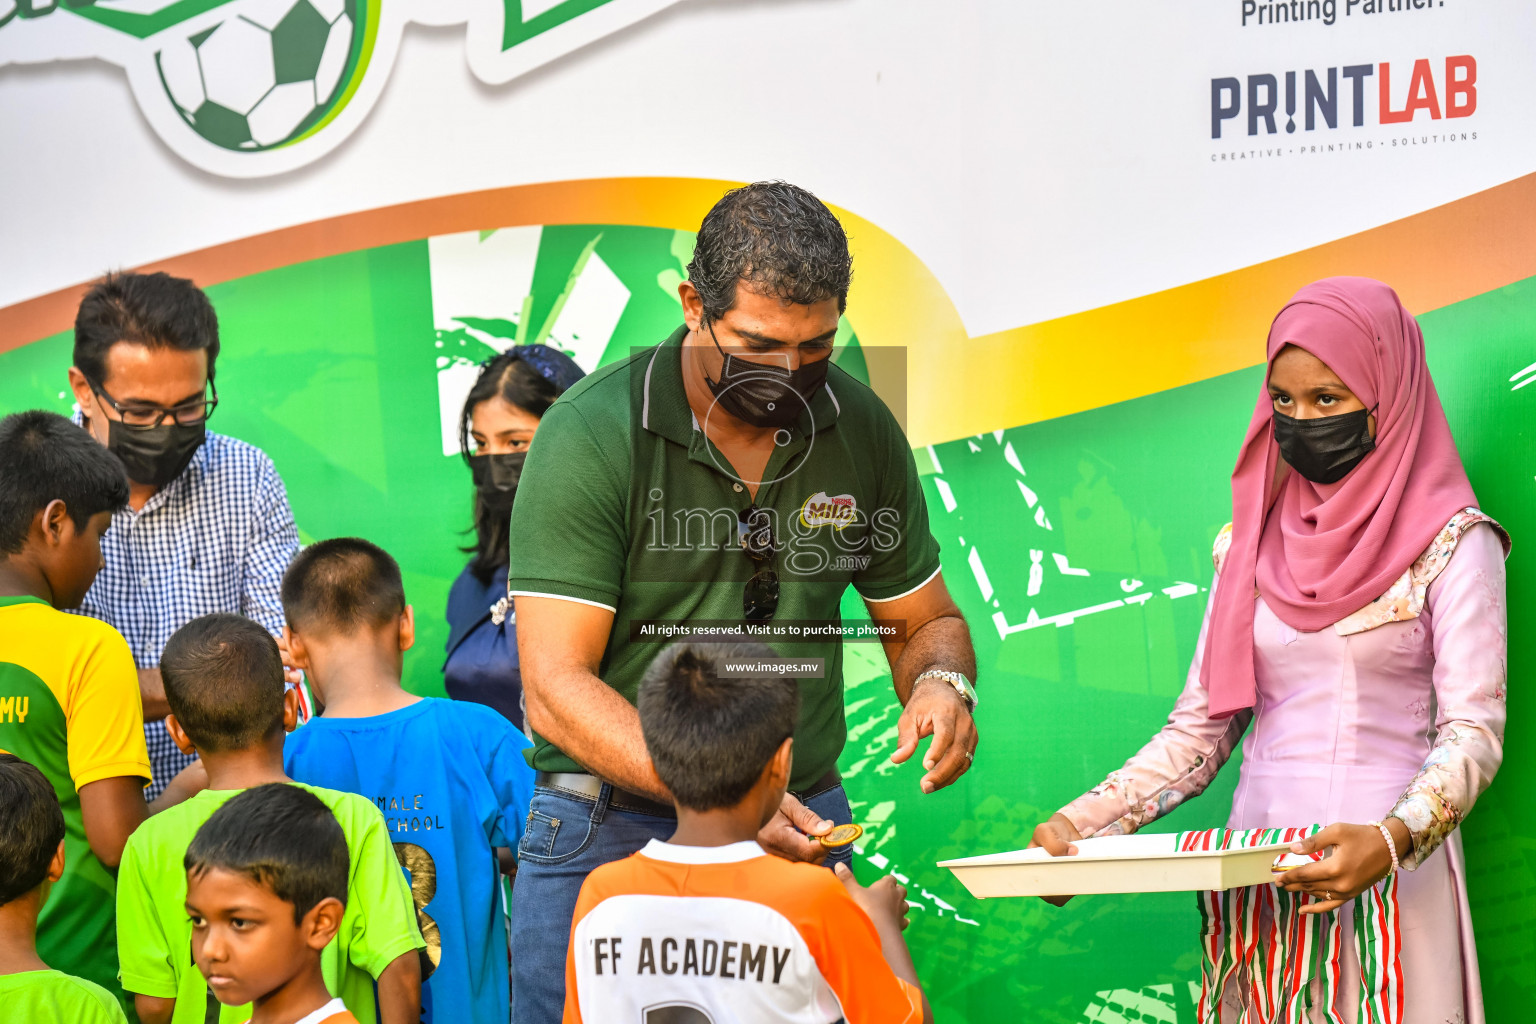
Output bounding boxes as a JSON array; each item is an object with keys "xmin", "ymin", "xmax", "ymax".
[{"xmin": 2, "ymin": 3, "xmax": 1534, "ymax": 1021}]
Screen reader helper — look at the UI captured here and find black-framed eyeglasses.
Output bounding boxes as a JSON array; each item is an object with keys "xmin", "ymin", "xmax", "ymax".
[
  {"xmin": 87, "ymin": 376, "xmax": 218, "ymax": 429},
  {"xmin": 739, "ymin": 504, "xmax": 780, "ymax": 622}
]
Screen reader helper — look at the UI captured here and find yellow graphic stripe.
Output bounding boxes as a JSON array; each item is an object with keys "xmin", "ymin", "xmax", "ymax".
[{"xmin": 3, "ymin": 173, "xmax": 1534, "ymax": 446}]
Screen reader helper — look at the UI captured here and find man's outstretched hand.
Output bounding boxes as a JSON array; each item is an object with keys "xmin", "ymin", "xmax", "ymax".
[
  {"xmin": 758, "ymin": 792, "xmax": 833, "ymax": 864},
  {"xmin": 891, "ymin": 678, "xmax": 978, "ymax": 794}
]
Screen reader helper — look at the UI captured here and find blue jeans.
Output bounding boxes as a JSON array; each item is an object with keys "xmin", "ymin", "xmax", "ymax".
[{"xmin": 509, "ymin": 781, "xmax": 853, "ymax": 1024}]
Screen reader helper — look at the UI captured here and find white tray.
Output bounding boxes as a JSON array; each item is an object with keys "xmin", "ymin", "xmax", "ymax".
[{"xmin": 938, "ymin": 833, "xmax": 1294, "ymax": 898}]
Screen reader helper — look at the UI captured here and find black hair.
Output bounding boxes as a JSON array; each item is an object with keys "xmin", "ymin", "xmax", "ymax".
[
  {"xmin": 637, "ymin": 640, "xmax": 800, "ymax": 811},
  {"xmin": 0, "ymin": 754, "xmax": 66, "ymax": 908},
  {"xmin": 685, "ymin": 182, "xmax": 853, "ymax": 327},
  {"xmin": 73, "ymin": 271, "xmax": 220, "ymax": 385},
  {"xmin": 161, "ymin": 614, "xmax": 286, "ymax": 753},
  {"xmin": 457, "ymin": 348, "xmax": 583, "ymax": 583},
  {"xmin": 0, "ymin": 410, "xmax": 129, "ymax": 557},
  {"xmin": 185, "ymin": 783, "xmax": 348, "ymax": 924},
  {"xmin": 281, "ymin": 537, "xmax": 405, "ymax": 634}
]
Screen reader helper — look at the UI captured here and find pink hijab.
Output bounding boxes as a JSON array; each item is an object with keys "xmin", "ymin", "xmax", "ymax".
[{"xmin": 1203, "ymin": 277, "xmax": 1478, "ymax": 718}]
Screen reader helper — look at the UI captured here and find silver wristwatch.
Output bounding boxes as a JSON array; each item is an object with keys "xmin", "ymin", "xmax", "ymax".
[{"xmin": 913, "ymin": 669, "xmax": 977, "ymax": 712}]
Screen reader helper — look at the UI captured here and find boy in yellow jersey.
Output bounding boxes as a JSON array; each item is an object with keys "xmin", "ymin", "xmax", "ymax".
[
  {"xmin": 564, "ymin": 640, "xmax": 932, "ymax": 1024},
  {"xmin": 0, "ymin": 410, "xmax": 203, "ymax": 1004},
  {"xmin": 115, "ymin": 612, "xmax": 425, "ymax": 1024},
  {"xmin": 0, "ymin": 753, "xmax": 128, "ymax": 1023}
]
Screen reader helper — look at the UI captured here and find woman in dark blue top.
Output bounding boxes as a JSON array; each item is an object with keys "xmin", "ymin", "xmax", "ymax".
[{"xmin": 445, "ymin": 345, "xmax": 585, "ymax": 734}]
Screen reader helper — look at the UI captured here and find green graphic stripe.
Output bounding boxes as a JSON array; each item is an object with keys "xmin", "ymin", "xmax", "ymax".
[
  {"xmin": 285, "ymin": 0, "xmax": 380, "ymax": 147},
  {"xmin": 68, "ymin": 0, "xmax": 237, "ymax": 39},
  {"xmin": 503, "ymin": 0, "xmax": 618, "ymax": 51},
  {"xmin": 531, "ymin": 232, "xmax": 603, "ymax": 347}
]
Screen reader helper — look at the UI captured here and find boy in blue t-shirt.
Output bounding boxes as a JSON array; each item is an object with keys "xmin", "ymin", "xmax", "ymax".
[{"xmin": 279, "ymin": 538, "xmax": 534, "ymax": 1024}]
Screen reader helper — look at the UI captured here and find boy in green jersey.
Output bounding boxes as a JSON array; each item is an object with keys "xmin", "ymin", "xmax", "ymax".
[
  {"xmin": 0, "ymin": 752, "xmax": 128, "ymax": 1024},
  {"xmin": 186, "ymin": 785, "xmax": 362, "ymax": 1024},
  {"xmin": 115, "ymin": 613, "xmax": 425, "ymax": 1024}
]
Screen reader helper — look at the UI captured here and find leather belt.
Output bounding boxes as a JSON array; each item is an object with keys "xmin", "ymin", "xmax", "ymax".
[
  {"xmin": 535, "ymin": 771, "xmax": 676, "ymax": 818},
  {"xmin": 534, "ymin": 767, "xmax": 843, "ymax": 818}
]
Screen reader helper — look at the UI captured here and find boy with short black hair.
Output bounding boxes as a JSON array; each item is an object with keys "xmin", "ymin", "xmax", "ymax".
[
  {"xmin": 115, "ymin": 613, "xmax": 425, "ymax": 1024},
  {"xmin": 0, "ymin": 409, "xmax": 199, "ymax": 1003},
  {"xmin": 279, "ymin": 537, "xmax": 535, "ymax": 1024},
  {"xmin": 0, "ymin": 753, "xmax": 128, "ymax": 1023},
  {"xmin": 564, "ymin": 640, "xmax": 933, "ymax": 1024},
  {"xmin": 185, "ymin": 783, "xmax": 358, "ymax": 1024}
]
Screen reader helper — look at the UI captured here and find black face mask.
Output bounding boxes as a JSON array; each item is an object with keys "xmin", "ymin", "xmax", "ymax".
[
  {"xmin": 703, "ymin": 324, "xmax": 830, "ymax": 430},
  {"xmin": 471, "ymin": 451, "xmax": 526, "ymax": 511},
  {"xmin": 1272, "ymin": 407, "xmax": 1376, "ymax": 484},
  {"xmin": 106, "ymin": 419, "xmax": 205, "ymax": 488}
]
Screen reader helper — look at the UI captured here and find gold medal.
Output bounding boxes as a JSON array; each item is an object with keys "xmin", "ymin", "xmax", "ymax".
[
  {"xmin": 819, "ymin": 823, "xmax": 863, "ymax": 849},
  {"xmin": 1271, "ymin": 849, "xmax": 1325, "ymax": 875}
]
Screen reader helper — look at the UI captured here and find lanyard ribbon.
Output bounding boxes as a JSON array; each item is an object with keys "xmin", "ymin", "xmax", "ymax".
[{"xmin": 1178, "ymin": 826, "xmax": 1403, "ymax": 1024}]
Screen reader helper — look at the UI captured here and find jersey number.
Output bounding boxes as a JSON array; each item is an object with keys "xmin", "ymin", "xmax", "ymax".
[
  {"xmin": 643, "ymin": 1003, "xmax": 716, "ymax": 1023},
  {"xmin": 394, "ymin": 842, "xmax": 441, "ymax": 979}
]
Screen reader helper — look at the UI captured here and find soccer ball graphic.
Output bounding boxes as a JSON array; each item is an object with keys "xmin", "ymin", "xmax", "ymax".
[{"xmin": 155, "ymin": 0, "xmax": 356, "ymax": 150}]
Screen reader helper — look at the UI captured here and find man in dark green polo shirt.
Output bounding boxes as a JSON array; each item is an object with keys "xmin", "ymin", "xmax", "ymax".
[{"xmin": 506, "ymin": 182, "xmax": 977, "ymax": 1023}]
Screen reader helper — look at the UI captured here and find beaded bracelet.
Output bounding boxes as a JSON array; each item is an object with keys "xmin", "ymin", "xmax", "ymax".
[{"xmin": 1367, "ymin": 819, "xmax": 1401, "ymax": 874}]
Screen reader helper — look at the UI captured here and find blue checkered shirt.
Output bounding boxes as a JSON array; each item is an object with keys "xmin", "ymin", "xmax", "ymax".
[{"xmin": 76, "ymin": 430, "xmax": 299, "ymax": 797}]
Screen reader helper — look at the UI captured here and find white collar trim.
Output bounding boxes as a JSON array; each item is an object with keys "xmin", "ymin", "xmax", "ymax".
[
  {"xmin": 291, "ymin": 997, "xmax": 347, "ymax": 1024},
  {"xmin": 640, "ymin": 839, "xmax": 765, "ymax": 865}
]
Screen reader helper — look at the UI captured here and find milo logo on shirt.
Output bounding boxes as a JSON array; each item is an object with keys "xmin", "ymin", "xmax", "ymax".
[{"xmin": 799, "ymin": 492, "xmax": 857, "ymax": 530}]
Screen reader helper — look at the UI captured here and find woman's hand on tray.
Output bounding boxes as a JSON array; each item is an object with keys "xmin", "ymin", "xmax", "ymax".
[
  {"xmin": 1274, "ymin": 819, "xmax": 1410, "ymax": 915},
  {"xmin": 1027, "ymin": 813, "xmax": 1083, "ymax": 906}
]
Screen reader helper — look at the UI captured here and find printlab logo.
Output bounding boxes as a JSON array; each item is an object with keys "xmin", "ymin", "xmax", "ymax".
[
  {"xmin": 1210, "ymin": 56, "xmax": 1477, "ymax": 140},
  {"xmin": 0, "ymin": 0, "xmax": 682, "ymax": 178}
]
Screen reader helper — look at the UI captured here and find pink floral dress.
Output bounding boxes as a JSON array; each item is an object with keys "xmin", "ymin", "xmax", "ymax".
[{"xmin": 1060, "ymin": 509, "xmax": 1509, "ymax": 1024}]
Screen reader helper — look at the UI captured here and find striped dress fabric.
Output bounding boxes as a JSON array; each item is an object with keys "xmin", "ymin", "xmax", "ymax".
[{"xmin": 1181, "ymin": 826, "xmax": 1402, "ymax": 1024}]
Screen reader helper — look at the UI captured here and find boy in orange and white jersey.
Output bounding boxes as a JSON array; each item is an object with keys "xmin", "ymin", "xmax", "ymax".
[{"xmin": 563, "ymin": 639, "xmax": 931, "ymax": 1024}]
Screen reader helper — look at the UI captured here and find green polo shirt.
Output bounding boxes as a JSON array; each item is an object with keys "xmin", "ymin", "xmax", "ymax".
[{"xmin": 507, "ymin": 326, "xmax": 942, "ymax": 790}]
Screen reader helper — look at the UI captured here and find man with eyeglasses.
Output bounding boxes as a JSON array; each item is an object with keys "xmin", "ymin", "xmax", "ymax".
[
  {"xmin": 506, "ymin": 182, "xmax": 978, "ymax": 1023},
  {"xmin": 66, "ymin": 271, "xmax": 300, "ymax": 799}
]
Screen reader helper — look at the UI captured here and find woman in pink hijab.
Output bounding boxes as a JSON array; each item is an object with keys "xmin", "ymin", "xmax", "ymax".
[{"xmin": 1033, "ymin": 277, "xmax": 1509, "ymax": 1023}]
